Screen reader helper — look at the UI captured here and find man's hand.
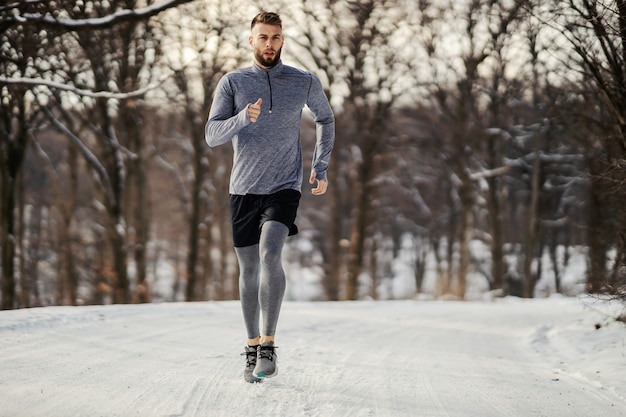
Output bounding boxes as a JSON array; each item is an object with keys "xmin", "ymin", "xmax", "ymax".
[
  {"xmin": 248, "ymin": 98, "xmax": 262, "ymax": 122},
  {"xmin": 309, "ymin": 171, "xmax": 328, "ymax": 195}
]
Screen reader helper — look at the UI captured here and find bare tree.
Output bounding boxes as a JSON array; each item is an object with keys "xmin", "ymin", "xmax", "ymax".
[
  {"xmin": 30, "ymin": 134, "xmax": 81, "ymax": 305},
  {"xmin": 294, "ymin": 0, "xmax": 419, "ymax": 300},
  {"xmin": 0, "ymin": 0, "xmax": 194, "ymax": 308},
  {"xmin": 161, "ymin": 0, "xmax": 248, "ymax": 301},
  {"xmin": 0, "ymin": 1, "xmax": 47, "ymax": 309},
  {"xmin": 419, "ymin": 0, "xmax": 498, "ymax": 298},
  {"xmin": 286, "ymin": 0, "xmax": 347, "ymax": 300},
  {"xmin": 4, "ymin": 0, "xmax": 618, "ymax": 307},
  {"xmin": 547, "ymin": 0, "xmax": 626, "ymax": 293}
]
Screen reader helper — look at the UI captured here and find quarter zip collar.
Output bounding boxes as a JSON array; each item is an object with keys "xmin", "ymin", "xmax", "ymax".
[
  {"xmin": 252, "ymin": 60, "xmax": 283, "ymax": 78},
  {"xmin": 253, "ymin": 60, "xmax": 282, "ymax": 114}
]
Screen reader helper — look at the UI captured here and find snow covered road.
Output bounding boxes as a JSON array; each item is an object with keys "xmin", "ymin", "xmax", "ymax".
[{"xmin": 0, "ymin": 297, "xmax": 624, "ymax": 417}]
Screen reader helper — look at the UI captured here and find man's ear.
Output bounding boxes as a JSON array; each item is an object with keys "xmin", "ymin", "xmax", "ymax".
[{"xmin": 248, "ymin": 35, "xmax": 253, "ymax": 48}]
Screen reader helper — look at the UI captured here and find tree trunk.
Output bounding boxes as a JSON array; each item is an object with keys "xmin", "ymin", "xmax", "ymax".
[
  {"xmin": 523, "ymin": 141, "xmax": 542, "ymax": 298},
  {"xmin": 33, "ymin": 137, "xmax": 80, "ymax": 305},
  {"xmin": 323, "ymin": 150, "xmax": 343, "ymax": 301},
  {"xmin": 345, "ymin": 152, "xmax": 373, "ymax": 300},
  {"xmin": 17, "ymin": 173, "xmax": 29, "ymax": 308},
  {"xmin": 110, "ymin": 228, "xmax": 130, "ymax": 304},
  {"xmin": 0, "ymin": 132, "xmax": 29, "ymax": 310},
  {"xmin": 64, "ymin": 145, "xmax": 79, "ymax": 305},
  {"xmin": 132, "ymin": 162, "xmax": 150, "ymax": 303},
  {"xmin": 182, "ymin": 95, "xmax": 209, "ymax": 301},
  {"xmin": 486, "ymin": 136, "xmax": 506, "ymax": 291},
  {"xmin": 369, "ymin": 235, "xmax": 378, "ymax": 300},
  {"xmin": 123, "ymin": 102, "xmax": 151, "ymax": 304},
  {"xmin": 456, "ymin": 178, "xmax": 474, "ymax": 299},
  {"xmin": 586, "ymin": 156, "xmax": 609, "ymax": 292}
]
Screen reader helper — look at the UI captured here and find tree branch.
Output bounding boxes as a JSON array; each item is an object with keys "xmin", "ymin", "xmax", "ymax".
[
  {"xmin": 40, "ymin": 105, "xmax": 117, "ymax": 209},
  {"xmin": 7, "ymin": 0, "xmax": 195, "ymax": 29},
  {"xmin": 0, "ymin": 77, "xmax": 160, "ymax": 99}
]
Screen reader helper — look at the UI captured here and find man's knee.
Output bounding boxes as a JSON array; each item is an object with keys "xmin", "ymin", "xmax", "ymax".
[{"xmin": 260, "ymin": 245, "xmax": 282, "ymax": 265}]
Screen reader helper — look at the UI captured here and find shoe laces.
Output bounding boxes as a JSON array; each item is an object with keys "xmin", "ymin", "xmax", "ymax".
[
  {"xmin": 241, "ymin": 349, "xmax": 257, "ymax": 367},
  {"xmin": 258, "ymin": 345, "xmax": 277, "ymax": 362}
]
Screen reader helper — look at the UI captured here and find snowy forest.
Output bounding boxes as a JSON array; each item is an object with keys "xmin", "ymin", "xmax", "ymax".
[{"xmin": 1, "ymin": 0, "xmax": 626, "ymax": 309}]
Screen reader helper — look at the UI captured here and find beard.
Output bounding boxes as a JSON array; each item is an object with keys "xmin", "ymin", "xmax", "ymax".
[{"xmin": 254, "ymin": 47, "xmax": 282, "ymax": 68}]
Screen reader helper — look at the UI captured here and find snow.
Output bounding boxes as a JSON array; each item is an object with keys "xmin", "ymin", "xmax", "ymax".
[{"xmin": 1, "ymin": 296, "xmax": 625, "ymax": 417}]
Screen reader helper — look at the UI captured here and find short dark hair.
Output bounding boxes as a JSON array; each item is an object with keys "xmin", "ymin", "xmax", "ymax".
[{"xmin": 251, "ymin": 12, "xmax": 282, "ymax": 30}]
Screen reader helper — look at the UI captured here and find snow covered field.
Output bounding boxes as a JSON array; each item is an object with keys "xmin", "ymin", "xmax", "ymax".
[{"xmin": 0, "ymin": 296, "xmax": 624, "ymax": 417}]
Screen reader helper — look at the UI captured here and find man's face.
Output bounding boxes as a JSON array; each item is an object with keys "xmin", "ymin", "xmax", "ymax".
[{"xmin": 249, "ymin": 23, "xmax": 284, "ymax": 69}]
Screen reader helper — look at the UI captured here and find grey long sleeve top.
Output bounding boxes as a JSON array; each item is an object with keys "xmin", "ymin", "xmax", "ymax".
[{"xmin": 205, "ymin": 61, "xmax": 335, "ymax": 195}]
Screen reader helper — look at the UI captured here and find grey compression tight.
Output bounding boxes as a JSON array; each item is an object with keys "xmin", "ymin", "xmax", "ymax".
[{"xmin": 235, "ymin": 220, "xmax": 289, "ymax": 339}]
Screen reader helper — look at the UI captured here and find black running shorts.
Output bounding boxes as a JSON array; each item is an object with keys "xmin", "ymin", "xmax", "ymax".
[{"xmin": 229, "ymin": 189, "xmax": 301, "ymax": 247}]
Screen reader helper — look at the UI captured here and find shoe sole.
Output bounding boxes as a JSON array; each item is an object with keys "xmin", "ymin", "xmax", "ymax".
[
  {"xmin": 244, "ymin": 370, "xmax": 262, "ymax": 384},
  {"xmin": 254, "ymin": 365, "xmax": 278, "ymax": 379}
]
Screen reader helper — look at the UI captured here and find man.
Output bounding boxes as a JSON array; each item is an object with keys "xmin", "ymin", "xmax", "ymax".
[{"xmin": 205, "ymin": 11, "xmax": 335, "ymax": 383}]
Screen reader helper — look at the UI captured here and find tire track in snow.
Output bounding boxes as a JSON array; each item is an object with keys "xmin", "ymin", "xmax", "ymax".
[{"xmin": 272, "ymin": 303, "xmax": 459, "ymax": 417}]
